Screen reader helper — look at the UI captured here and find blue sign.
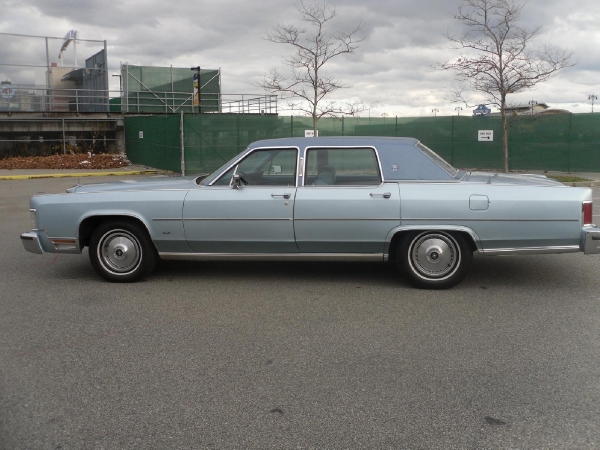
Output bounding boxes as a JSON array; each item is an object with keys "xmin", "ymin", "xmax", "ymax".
[{"xmin": 473, "ymin": 104, "xmax": 491, "ymax": 116}]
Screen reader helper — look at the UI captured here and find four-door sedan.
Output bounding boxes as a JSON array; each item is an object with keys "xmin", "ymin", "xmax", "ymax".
[{"xmin": 21, "ymin": 137, "xmax": 600, "ymax": 289}]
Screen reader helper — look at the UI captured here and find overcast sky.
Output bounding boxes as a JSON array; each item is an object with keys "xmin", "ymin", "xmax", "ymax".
[{"xmin": 1, "ymin": 0, "xmax": 599, "ymax": 117}]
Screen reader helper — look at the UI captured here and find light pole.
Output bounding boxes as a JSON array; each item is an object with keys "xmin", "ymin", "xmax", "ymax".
[
  {"xmin": 455, "ymin": 106, "xmax": 462, "ymax": 116},
  {"xmin": 190, "ymin": 66, "xmax": 201, "ymax": 113},
  {"xmin": 432, "ymin": 108, "xmax": 439, "ymax": 117},
  {"xmin": 529, "ymin": 99, "xmax": 537, "ymax": 115},
  {"xmin": 368, "ymin": 101, "xmax": 379, "ymax": 122},
  {"xmin": 589, "ymin": 94, "xmax": 598, "ymax": 113}
]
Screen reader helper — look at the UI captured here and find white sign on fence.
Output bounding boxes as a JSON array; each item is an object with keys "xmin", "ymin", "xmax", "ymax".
[
  {"xmin": 478, "ymin": 130, "xmax": 493, "ymax": 141},
  {"xmin": 305, "ymin": 130, "xmax": 318, "ymax": 137},
  {"xmin": 139, "ymin": 131, "xmax": 144, "ymax": 139}
]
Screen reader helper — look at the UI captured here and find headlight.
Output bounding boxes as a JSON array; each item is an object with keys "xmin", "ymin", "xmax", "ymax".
[{"xmin": 29, "ymin": 209, "xmax": 38, "ymax": 230}]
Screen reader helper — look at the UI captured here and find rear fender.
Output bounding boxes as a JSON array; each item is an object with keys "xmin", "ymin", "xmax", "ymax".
[{"xmin": 386, "ymin": 225, "xmax": 482, "ymax": 259}]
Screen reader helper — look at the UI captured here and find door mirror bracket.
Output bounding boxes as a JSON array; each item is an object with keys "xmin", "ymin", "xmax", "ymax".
[{"xmin": 231, "ymin": 174, "xmax": 242, "ymax": 189}]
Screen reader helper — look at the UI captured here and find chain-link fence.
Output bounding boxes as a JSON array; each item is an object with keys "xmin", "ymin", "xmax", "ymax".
[
  {"xmin": 0, "ymin": 118, "xmax": 124, "ymax": 159},
  {"xmin": 124, "ymin": 113, "xmax": 600, "ymax": 174}
]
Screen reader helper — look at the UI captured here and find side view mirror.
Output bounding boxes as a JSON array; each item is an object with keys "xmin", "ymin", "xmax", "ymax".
[{"xmin": 231, "ymin": 173, "xmax": 242, "ymax": 189}]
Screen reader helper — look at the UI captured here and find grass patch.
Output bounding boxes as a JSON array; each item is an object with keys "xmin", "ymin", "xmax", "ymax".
[{"xmin": 549, "ymin": 175, "xmax": 592, "ymax": 183}]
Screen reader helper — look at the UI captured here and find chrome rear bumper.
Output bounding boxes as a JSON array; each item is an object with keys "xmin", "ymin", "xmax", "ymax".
[{"xmin": 583, "ymin": 227, "xmax": 600, "ymax": 254}]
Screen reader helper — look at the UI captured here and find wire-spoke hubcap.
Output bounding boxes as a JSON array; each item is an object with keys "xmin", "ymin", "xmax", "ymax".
[
  {"xmin": 410, "ymin": 233, "xmax": 459, "ymax": 279},
  {"xmin": 98, "ymin": 230, "xmax": 141, "ymax": 274}
]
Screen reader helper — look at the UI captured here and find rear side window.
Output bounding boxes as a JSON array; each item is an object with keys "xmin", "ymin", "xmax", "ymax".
[{"xmin": 304, "ymin": 147, "xmax": 381, "ymax": 186}]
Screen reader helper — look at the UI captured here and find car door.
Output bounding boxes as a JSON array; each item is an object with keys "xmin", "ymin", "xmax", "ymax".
[
  {"xmin": 183, "ymin": 147, "xmax": 299, "ymax": 253},
  {"xmin": 294, "ymin": 147, "xmax": 400, "ymax": 254}
]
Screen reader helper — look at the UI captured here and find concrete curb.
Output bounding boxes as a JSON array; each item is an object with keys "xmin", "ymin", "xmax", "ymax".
[{"xmin": 0, "ymin": 170, "xmax": 161, "ymax": 180}]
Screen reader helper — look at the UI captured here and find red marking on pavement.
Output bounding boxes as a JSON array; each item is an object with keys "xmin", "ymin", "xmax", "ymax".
[{"xmin": 50, "ymin": 254, "xmax": 60, "ymax": 265}]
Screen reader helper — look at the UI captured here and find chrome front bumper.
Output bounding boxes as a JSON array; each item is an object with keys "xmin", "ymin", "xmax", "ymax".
[
  {"xmin": 583, "ymin": 227, "xmax": 600, "ymax": 255},
  {"xmin": 21, "ymin": 232, "xmax": 43, "ymax": 254}
]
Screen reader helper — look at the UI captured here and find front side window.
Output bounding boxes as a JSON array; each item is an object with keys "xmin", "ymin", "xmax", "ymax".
[
  {"xmin": 213, "ymin": 148, "xmax": 297, "ymax": 186},
  {"xmin": 304, "ymin": 148, "xmax": 381, "ymax": 186}
]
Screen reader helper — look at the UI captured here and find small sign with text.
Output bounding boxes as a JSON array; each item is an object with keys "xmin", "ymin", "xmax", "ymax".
[{"xmin": 478, "ymin": 130, "xmax": 493, "ymax": 141}]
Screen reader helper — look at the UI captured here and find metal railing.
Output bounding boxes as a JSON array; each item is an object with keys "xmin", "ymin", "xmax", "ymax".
[
  {"xmin": 219, "ymin": 94, "xmax": 278, "ymax": 114},
  {"xmin": 1, "ymin": 85, "xmax": 278, "ymax": 115}
]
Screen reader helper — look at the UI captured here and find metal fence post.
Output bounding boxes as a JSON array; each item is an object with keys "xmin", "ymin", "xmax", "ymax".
[
  {"xmin": 62, "ymin": 118, "xmax": 66, "ymax": 154},
  {"xmin": 451, "ymin": 116, "xmax": 455, "ymax": 166},
  {"xmin": 180, "ymin": 112, "xmax": 185, "ymax": 176},
  {"xmin": 567, "ymin": 113, "xmax": 573, "ymax": 172}
]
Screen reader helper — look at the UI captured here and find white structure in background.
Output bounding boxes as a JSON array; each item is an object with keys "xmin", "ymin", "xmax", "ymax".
[{"xmin": 58, "ymin": 30, "xmax": 78, "ymax": 68}]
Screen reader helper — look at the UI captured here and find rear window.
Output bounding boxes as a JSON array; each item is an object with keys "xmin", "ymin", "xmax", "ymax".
[{"xmin": 416, "ymin": 143, "xmax": 458, "ymax": 177}]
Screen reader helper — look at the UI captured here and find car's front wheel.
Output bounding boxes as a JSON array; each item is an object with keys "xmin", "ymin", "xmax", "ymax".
[
  {"xmin": 397, "ymin": 231, "xmax": 472, "ymax": 289},
  {"xmin": 89, "ymin": 220, "xmax": 157, "ymax": 282}
]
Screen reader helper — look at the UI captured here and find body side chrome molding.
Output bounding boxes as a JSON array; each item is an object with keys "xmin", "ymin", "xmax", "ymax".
[
  {"xmin": 293, "ymin": 218, "xmax": 398, "ymax": 221},
  {"xmin": 159, "ymin": 252, "xmax": 385, "ymax": 262},
  {"xmin": 402, "ymin": 218, "xmax": 579, "ymax": 222},
  {"xmin": 183, "ymin": 218, "xmax": 293, "ymax": 221},
  {"xmin": 481, "ymin": 245, "xmax": 580, "ymax": 255}
]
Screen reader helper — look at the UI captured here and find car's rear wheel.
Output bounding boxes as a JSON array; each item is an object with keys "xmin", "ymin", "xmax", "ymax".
[
  {"xmin": 89, "ymin": 220, "xmax": 157, "ymax": 282},
  {"xmin": 397, "ymin": 231, "xmax": 472, "ymax": 289}
]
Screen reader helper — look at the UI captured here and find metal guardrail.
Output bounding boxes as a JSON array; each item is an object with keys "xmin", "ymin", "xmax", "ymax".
[{"xmin": 0, "ymin": 86, "xmax": 278, "ymax": 115}]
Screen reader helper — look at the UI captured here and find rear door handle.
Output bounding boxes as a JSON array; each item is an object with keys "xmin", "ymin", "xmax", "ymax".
[
  {"xmin": 370, "ymin": 192, "xmax": 391, "ymax": 199},
  {"xmin": 271, "ymin": 193, "xmax": 291, "ymax": 199}
]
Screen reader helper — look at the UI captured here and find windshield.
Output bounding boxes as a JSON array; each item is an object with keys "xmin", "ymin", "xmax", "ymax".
[
  {"xmin": 195, "ymin": 152, "xmax": 246, "ymax": 186},
  {"xmin": 416, "ymin": 142, "xmax": 459, "ymax": 178}
]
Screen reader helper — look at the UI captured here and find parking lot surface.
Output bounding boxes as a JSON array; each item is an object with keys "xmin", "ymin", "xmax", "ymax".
[{"xmin": 1, "ymin": 176, "xmax": 600, "ymax": 449}]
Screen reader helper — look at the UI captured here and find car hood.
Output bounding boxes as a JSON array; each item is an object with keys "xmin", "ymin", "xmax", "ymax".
[
  {"xmin": 66, "ymin": 176, "xmax": 201, "ymax": 193},
  {"xmin": 463, "ymin": 171, "xmax": 565, "ymax": 187}
]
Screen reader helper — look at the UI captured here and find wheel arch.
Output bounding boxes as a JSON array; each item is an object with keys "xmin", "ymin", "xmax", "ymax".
[
  {"xmin": 386, "ymin": 225, "xmax": 481, "ymax": 261},
  {"xmin": 78, "ymin": 214, "xmax": 154, "ymax": 250}
]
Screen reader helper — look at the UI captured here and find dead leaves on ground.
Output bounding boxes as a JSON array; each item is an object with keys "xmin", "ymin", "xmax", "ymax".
[{"xmin": 0, "ymin": 153, "xmax": 131, "ymax": 170}]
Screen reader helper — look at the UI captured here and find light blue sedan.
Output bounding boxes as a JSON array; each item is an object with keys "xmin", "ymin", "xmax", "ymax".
[{"xmin": 21, "ymin": 137, "xmax": 600, "ymax": 288}]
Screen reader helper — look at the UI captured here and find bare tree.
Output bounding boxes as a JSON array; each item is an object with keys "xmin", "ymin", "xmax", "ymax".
[
  {"xmin": 253, "ymin": 1, "xmax": 365, "ymax": 132},
  {"xmin": 441, "ymin": 0, "xmax": 572, "ymax": 172}
]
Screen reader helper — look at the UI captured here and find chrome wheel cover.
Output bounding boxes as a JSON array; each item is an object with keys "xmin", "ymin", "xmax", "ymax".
[
  {"xmin": 97, "ymin": 229, "xmax": 142, "ymax": 275},
  {"xmin": 409, "ymin": 232, "xmax": 460, "ymax": 280}
]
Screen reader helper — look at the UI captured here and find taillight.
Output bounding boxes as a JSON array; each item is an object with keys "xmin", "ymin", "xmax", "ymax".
[{"xmin": 583, "ymin": 201, "xmax": 593, "ymax": 225}]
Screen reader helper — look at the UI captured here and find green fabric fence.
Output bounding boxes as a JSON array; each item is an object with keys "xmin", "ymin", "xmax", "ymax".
[{"xmin": 124, "ymin": 113, "xmax": 600, "ymax": 174}]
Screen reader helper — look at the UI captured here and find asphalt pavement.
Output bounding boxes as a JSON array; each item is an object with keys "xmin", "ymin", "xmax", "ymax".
[{"xmin": 1, "ymin": 176, "xmax": 600, "ymax": 449}]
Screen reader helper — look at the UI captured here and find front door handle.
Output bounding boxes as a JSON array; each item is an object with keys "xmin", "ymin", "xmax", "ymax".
[
  {"xmin": 271, "ymin": 193, "xmax": 291, "ymax": 199},
  {"xmin": 370, "ymin": 192, "xmax": 391, "ymax": 199}
]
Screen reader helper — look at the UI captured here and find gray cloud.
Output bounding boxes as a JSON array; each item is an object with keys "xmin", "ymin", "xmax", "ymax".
[{"xmin": 0, "ymin": 0, "xmax": 597, "ymax": 115}]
